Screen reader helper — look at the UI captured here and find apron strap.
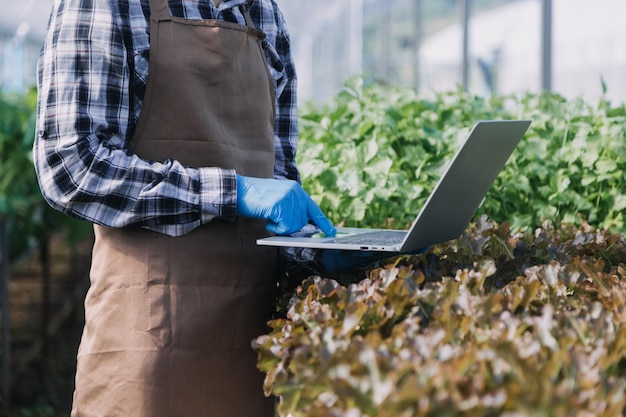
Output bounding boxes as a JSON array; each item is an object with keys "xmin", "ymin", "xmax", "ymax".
[
  {"xmin": 240, "ymin": 3, "xmax": 256, "ymax": 30},
  {"xmin": 148, "ymin": 0, "xmax": 171, "ymax": 21}
]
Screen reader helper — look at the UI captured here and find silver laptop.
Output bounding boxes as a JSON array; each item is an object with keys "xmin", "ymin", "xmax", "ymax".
[{"xmin": 257, "ymin": 120, "xmax": 531, "ymax": 252}]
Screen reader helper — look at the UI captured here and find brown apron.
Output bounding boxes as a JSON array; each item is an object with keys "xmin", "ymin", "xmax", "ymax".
[{"xmin": 72, "ymin": 0, "xmax": 279, "ymax": 415}]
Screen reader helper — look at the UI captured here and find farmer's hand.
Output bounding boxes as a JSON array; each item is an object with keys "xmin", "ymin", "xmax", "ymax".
[{"xmin": 236, "ymin": 175, "xmax": 336, "ymax": 236}]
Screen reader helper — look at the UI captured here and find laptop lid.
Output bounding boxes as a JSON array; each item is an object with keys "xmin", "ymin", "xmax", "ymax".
[
  {"xmin": 398, "ymin": 119, "xmax": 531, "ymax": 250},
  {"xmin": 257, "ymin": 119, "xmax": 531, "ymax": 252}
]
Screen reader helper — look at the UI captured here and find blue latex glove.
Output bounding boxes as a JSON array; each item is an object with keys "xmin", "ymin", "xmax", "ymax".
[
  {"xmin": 236, "ymin": 175, "xmax": 336, "ymax": 236},
  {"xmin": 323, "ymin": 247, "xmax": 429, "ymax": 273}
]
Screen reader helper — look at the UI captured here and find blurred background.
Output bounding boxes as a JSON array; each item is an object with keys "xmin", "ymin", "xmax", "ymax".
[
  {"xmin": 0, "ymin": 0, "xmax": 625, "ymax": 415},
  {"xmin": 1, "ymin": 0, "xmax": 625, "ymax": 104},
  {"xmin": 279, "ymin": 0, "xmax": 626, "ymax": 104}
]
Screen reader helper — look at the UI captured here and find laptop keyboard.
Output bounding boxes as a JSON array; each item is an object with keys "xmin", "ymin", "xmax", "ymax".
[{"xmin": 332, "ymin": 230, "xmax": 407, "ymax": 246}]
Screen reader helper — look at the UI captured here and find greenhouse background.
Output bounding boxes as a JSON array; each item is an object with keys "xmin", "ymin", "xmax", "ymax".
[
  {"xmin": 279, "ymin": 0, "xmax": 626, "ymax": 104},
  {"xmin": 1, "ymin": 0, "xmax": 626, "ymax": 103}
]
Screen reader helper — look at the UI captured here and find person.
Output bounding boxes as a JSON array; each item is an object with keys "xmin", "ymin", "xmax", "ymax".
[{"xmin": 34, "ymin": 0, "xmax": 351, "ymax": 416}]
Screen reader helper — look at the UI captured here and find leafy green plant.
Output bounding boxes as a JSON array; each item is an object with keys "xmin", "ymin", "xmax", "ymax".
[
  {"xmin": 254, "ymin": 216, "xmax": 626, "ymax": 416},
  {"xmin": 298, "ymin": 79, "xmax": 626, "ymax": 234},
  {"xmin": 0, "ymin": 91, "xmax": 37, "ymax": 214},
  {"xmin": 0, "ymin": 90, "xmax": 90, "ymax": 261},
  {"xmin": 0, "ymin": 90, "xmax": 42, "ymax": 259}
]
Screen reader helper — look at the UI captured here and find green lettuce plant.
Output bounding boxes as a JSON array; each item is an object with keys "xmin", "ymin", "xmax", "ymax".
[{"xmin": 298, "ymin": 79, "xmax": 626, "ymax": 234}]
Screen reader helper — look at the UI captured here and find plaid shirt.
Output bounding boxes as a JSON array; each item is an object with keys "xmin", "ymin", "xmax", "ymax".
[
  {"xmin": 35, "ymin": 0, "xmax": 298, "ymax": 236},
  {"xmin": 36, "ymin": 0, "xmax": 324, "ymax": 273}
]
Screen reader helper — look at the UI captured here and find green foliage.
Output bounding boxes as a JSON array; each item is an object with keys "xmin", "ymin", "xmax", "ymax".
[
  {"xmin": 0, "ymin": 90, "xmax": 90, "ymax": 261},
  {"xmin": 254, "ymin": 216, "xmax": 626, "ymax": 416},
  {"xmin": 298, "ymin": 79, "xmax": 626, "ymax": 234},
  {"xmin": 16, "ymin": 405, "xmax": 56, "ymax": 417},
  {"xmin": 0, "ymin": 90, "xmax": 38, "ymax": 217},
  {"xmin": 0, "ymin": 90, "xmax": 42, "ymax": 258}
]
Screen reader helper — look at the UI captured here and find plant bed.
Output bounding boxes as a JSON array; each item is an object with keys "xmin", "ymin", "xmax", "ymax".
[{"xmin": 254, "ymin": 216, "xmax": 626, "ymax": 417}]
